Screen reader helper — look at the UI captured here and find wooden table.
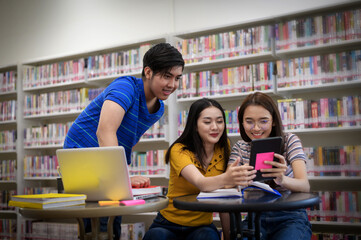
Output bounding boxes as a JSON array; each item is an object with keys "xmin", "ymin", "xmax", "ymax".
[{"xmin": 20, "ymin": 197, "xmax": 168, "ymax": 240}]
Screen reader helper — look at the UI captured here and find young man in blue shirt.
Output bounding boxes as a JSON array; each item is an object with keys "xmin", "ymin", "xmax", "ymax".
[{"xmin": 63, "ymin": 42, "xmax": 184, "ymax": 239}]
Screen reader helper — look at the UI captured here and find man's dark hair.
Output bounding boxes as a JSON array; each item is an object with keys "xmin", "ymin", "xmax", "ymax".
[{"xmin": 142, "ymin": 43, "xmax": 185, "ymax": 77}]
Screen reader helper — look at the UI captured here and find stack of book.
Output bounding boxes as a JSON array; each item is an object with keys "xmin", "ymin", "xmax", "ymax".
[
  {"xmin": 8, "ymin": 193, "xmax": 86, "ymax": 209},
  {"xmin": 132, "ymin": 186, "xmax": 164, "ymax": 200}
]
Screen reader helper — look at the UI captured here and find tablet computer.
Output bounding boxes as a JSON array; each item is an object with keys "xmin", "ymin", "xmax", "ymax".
[{"xmin": 249, "ymin": 136, "xmax": 283, "ymax": 182}]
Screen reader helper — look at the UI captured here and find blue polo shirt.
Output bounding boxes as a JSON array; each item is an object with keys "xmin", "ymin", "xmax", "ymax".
[{"xmin": 63, "ymin": 76, "xmax": 164, "ymax": 164}]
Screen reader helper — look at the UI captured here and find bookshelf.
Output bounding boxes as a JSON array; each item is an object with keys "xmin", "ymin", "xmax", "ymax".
[
  {"xmin": 172, "ymin": 1, "xmax": 361, "ymax": 237},
  {"xmin": 0, "ymin": 64, "xmax": 18, "ymax": 239},
  {"xmin": 1, "ymin": 1, "xmax": 360, "ymax": 238},
  {"xmin": 16, "ymin": 37, "xmax": 171, "ymax": 239}
]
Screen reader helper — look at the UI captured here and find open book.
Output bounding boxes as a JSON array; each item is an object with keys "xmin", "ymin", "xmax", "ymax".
[
  {"xmin": 197, "ymin": 188, "xmax": 243, "ymax": 199},
  {"xmin": 241, "ymin": 181, "xmax": 281, "ymax": 197},
  {"xmin": 197, "ymin": 181, "xmax": 281, "ymax": 199}
]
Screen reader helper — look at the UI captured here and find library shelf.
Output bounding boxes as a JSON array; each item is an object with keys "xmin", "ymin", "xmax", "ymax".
[
  {"xmin": 0, "ymin": 120, "xmax": 17, "ymax": 126},
  {"xmin": 309, "ymin": 177, "xmax": 361, "ymax": 192},
  {"xmin": 0, "ymin": 90, "xmax": 17, "ymax": 98},
  {"xmin": 23, "ymin": 111, "xmax": 82, "ymax": 120},
  {"xmin": 0, "ymin": 150, "xmax": 16, "ymax": 154},
  {"xmin": 24, "ymin": 144, "xmax": 63, "ymax": 150},
  {"xmin": 184, "ymin": 52, "xmax": 275, "ymax": 72},
  {"xmin": 311, "ymin": 221, "xmax": 361, "ymax": 235},
  {"xmin": 23, "ymin": 177, "xmax": 59, "ymax": 181},
  {"xmin": 23, "ymin": 80, "xmax": 88, "ymax": 94},
  {"xmin": 0, "ymin": 180, "xmax": 17, "ymax": 184},
  {"xmin": 285, "ymin": 126, "xmax": 361, "ymax": 134},
  {"xmin": 277, "ymin": 79, "xmax": 361, "ymax": 95},
  {"xmin": 177, "ymin": 90, "xmax": 276, "ymax": 104},
  {"xmin": 87, "ymin": 71, "xmax": 142, "ymax": 86},
  {"xmin": 0, "ymin": 210, "xmax": 17, "ymax": 219},
  {"xmin": 275, "ymin": 39, "xmax": 361, "ymax": 59}
]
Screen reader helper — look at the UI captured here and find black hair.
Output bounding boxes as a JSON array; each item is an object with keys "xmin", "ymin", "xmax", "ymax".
[
  {"xmin": 238, "ymin": 92, "xmax": 284, "ymax": 143},
  {"xmin": 165, "ymin": 98, "xmax": 230, "ymax": 171},
  {"xmin": 142, "ymin": 43, "xmax": 185, "ymax": 77}
]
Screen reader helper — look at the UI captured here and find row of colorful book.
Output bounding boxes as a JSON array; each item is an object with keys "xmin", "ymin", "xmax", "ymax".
[
  {"xmin": 86, "ymin": 43, "xmax": 151, "ymax": 79},
  {"xmin": 21, "ymin": 220, "xmax": 78, "ymax": 239},
  {"xmin": 21, "ymin": 44, "xmax": 151, "ymax": 89},
  {"xmin": 23, "ymin": 88, "xmax": 88, "ymax": 117},
  {"xmin": 141, "ymin": 116, "xmax": 167, "ymax": 140},
  {"xmin": 23, "ymin": 155, "xmax": 59, "ymax": 178},
  {"xmin": 0, "ymin": 130, "xmax": 16, "ymax": 151},
  {"xmin": 0, "ymin": 219, "xmax": 16, "ymax": 240},
  {"xmin": 177, "ymin": 62, "xmax": 275, "ymax": 99},
  {"xmin": 22, "ymin": 59, "xmax": 86, "ymax": 89},
  {"xmin": 24, "ymin": 122, "xmax": 72, "ymax": 147},
  {"xmin": 277, "ymin": 95, "xmax": 361, "ymax": 130},
  {"xmin": 307, "ymin": 191, "xmax": 361, "ymax": 223},
  {"xmin": 0, "ymin": 190, "xmax": 16, "ymax": 210},
  {"xmin": 0, "ymin": 70, "xmax": 16, "ymax": 93},
  {"xmin": 0, "ymin": 159, "xmax": 16, "ymax": 180},
  {"xmin": 304, "ymin": 145, "xmax": 361, "ymax": 177},
  {"xmin": 0, "ymin": 100, "xmax": 16, "ymax": 121},
  {"xmin": 276, "ymin": 50, "xmax": 361, "ymax": 88},
  {"xmin": 276, "ymin": 8, "xmax": 361, "ymax": 50},
  {"xmin": 129, "ymin": 150, "xmax": 167, "ymax": 176},
  {"xmin": 176, "ymin": 25, "xmax": 273, "ymax": 64},
  {"xmin": 176, "ymin": 50, "xmax": 361, "ymax": 100}
]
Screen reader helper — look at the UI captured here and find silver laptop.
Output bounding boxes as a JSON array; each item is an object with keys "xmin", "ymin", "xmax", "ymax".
[{"xmin": 56, "ymin": 146, "xmax": 133, "ymax": 201}]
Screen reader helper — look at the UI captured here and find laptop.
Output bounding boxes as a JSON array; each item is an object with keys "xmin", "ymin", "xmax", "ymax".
[{"xmin": 56, "ymin": 146, "xmax": 133, "ymax": 201}]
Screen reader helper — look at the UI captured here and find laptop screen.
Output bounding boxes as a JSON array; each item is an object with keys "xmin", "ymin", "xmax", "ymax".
[{"xmin": 56, "ymin": 146, "xmax": 133, "ymax": 201}]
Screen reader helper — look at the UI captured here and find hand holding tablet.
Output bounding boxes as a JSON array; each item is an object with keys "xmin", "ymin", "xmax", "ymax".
[{"xmin": 250, "ymin": 137, "xmax": 282, "ymax": 181}]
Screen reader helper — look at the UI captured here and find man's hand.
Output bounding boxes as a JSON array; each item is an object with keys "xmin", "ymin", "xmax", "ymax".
[{"xmin": 130, "ymin": 176, "xmax": 150, "ymax": 188}]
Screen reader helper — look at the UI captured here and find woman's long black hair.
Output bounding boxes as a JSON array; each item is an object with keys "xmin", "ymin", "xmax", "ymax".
[{"xmin": 165, "ymin": 98, "xmax": 230, "ymax": 170}]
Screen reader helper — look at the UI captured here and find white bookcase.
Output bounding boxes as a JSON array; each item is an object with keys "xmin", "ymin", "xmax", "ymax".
[
  {"xmin": 0, "ymin": 64, "xmax": 18, "ymax": 240},
  {"xmin": 1, "ymin": 1, "xmax": 361, "ymax": 239},
  {"xmin": 171, "ymin": 1, "xmax": 361, "ymax": 237}
]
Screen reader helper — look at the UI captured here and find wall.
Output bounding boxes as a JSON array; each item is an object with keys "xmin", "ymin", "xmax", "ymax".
[{"xmin": 0, "ymin": 0, "xmax": 352, "ymax": 66}]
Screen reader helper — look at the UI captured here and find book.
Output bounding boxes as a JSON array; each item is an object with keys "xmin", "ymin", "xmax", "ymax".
[
  {"xmin": 132, "ymin": 186, "xmax": 162, "ymax": 195},
  {"xmin": 8, "ymin": 193, "xmax": 86, "ymax": 209},
  {"xmin": 197, "ymin": 188, "xmax": 243, "ymax": 199},
  {"xmin": 197, "ymin": 181, "xmax": 281, "ymax": 199},
  {"xmin": 132, "ymin": 186, "xmax": 163, "ymax": 200},
  {"xmin": 241, "ymin": 181, "xmax": 281, "ymax": 197}
]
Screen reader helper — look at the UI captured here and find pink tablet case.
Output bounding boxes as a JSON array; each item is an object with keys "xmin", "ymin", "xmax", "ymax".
[{"xmin": 255, "ymin": 152, "xmax": 274, "ymax": 170}]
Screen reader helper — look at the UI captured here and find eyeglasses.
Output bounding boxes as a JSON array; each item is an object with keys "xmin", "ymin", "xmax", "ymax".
[{"xmin": 243, "ymin": 119, "xmax": 271, "ymax": 130}]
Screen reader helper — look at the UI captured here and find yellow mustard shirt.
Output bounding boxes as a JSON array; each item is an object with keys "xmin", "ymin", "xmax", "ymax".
[{"xmin": 160, "ymin": 143, "xmax": 226, "ymax": 227}]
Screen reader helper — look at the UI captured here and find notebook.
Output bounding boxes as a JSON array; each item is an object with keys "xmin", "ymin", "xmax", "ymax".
[{"xmin": 56, "ymin": 146, "xmax": 133, "ymax": 201}]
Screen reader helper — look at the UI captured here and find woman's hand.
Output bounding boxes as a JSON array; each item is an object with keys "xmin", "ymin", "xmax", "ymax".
[
  {"xmin": 225, "ymin": 159, "xmax": 257, "ymax": 187},
  {"xmin": 130, "ymin": 176, "xmax": 150, "ymax": 188},
  {"xmin": 260, "ymin": 153, "xmax": 287, "ymax": 185}
]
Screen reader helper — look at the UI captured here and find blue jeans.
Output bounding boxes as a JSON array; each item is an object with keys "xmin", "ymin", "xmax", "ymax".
[
  {"xmin": 143, "ymin": 212, "xmax": 220, "ymax": 240},
  {"xmin": 244, "ymin": 209, "xmax": 311, "ymax": 240},
  {"xmin": 83, "ymin": 216, "xmax": 122, "ymax": 240}
]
